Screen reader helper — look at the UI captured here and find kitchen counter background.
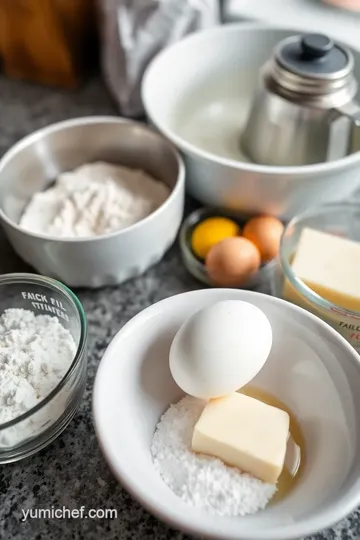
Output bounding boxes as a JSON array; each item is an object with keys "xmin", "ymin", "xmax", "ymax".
[{"xmin": 0, "ymin": 75, "xmax": 358, "ymax": 540}]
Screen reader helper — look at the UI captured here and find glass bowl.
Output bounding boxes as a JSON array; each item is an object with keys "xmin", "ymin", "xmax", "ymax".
[
  {"xmin": 179, "ymin": 207, "xmax": 276, "ymax": 289},
  {"xmin": 0, "ymin": 273, "xmax": 87, "ymax": 463},
  {"xmin": 272, "ymin": 203, "xmax": 360, "ymax": 351}
]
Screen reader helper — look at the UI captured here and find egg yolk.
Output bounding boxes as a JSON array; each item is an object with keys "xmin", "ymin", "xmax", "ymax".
[{"xmin": 191, "ymin": 217, "xmax": 240, "ymax": 259}]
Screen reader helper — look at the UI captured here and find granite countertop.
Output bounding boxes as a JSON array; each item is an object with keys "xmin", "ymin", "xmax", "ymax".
[{"xmin": 0, "ymin": 75, "xmax": 358, "ymax": 540}]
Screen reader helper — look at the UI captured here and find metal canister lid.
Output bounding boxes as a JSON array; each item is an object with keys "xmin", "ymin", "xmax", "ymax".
[
  {"xmin": 275, "ymin": 33, "xmax": 353, "ymax": 81},
  {"xmin": 269, "ymin": 33, "xmax": 357, "ymax": 104}
]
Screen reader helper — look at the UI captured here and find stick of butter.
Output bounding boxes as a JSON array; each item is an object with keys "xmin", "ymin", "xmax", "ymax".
[
  {"xmin": 192, "ymin": 392, "xmax": 289, "ymax": 484},
  {"xmin": 288, "ymin": 227, "xmax": 360, "ymax": 311}
]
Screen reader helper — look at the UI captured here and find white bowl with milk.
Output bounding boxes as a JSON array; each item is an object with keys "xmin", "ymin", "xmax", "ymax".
[{"xmin": 142, "ymin": 24, "xmax": 360, "ymax": 219}]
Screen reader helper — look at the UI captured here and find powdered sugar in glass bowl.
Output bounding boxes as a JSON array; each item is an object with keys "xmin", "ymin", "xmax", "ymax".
[{"xmin": 0, "ymin": 273, "xmax": 87, "ymax": 463}]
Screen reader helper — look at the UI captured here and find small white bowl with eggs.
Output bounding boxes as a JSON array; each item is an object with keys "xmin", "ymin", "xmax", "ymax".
[{"xmin": 93, "ymin": 289, "xmax": 360, "ymax": 540}]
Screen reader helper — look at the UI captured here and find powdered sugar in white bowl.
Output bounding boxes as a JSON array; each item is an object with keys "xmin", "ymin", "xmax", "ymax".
[
  {"xmin": 19, "ymin": 162, "xmax": 170, "ymax": 238},
  {"xmin": 0, "ymin": 117, "xmax": 184, "ymax": 288},
  {"xmin": 93, "ymin": 289, "xmax": 360, "ymax": 540}
]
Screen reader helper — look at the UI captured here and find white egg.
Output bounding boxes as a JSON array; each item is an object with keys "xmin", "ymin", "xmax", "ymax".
[{"xmin": 169, "ymin": 300, "xmax": 272, "ymax": 399}]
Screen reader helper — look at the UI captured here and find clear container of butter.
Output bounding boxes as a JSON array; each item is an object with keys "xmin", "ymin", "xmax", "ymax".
[
  {"xmin": 272, "ymin": 203, "xmax": 360, "ymax": 351},
  {"xmin": 180, "ymin": 207, "xmax": 276, "ymax": 290}
]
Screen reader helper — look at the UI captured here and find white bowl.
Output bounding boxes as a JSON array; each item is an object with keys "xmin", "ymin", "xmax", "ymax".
[
  {"xmin": 93, "ymin": 289, "xmax": 360, "ymax": 540},
  {"xmin": 142, "ymin": 23, "xmax": 360, "ymax": 220},
  {"xmin": 0, "ymin": 117, "xmax": 185, "ymax": 288}
]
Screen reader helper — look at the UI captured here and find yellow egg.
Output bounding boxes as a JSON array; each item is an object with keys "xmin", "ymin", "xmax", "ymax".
[
  {"xmin": 243, "ymin": 216, "xmax": 284, "ymax": 263},
  {"xmin": 205, "ymin": 236, "xmax": 261, "ymax": 287},
  {"xmin": 191, "ymin": 217, "xmax": 240, "ymax": 260}
]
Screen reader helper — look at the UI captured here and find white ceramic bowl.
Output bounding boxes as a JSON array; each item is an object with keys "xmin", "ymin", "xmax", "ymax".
[
  {"xmin": 0, "ymin": 117, "xmax": 185, "ymax": 288},
  {"xmin": 93, "ymin": 289, "xmax": 360, "ymax": 540},
  {"xmin": 142, "ymin": 24, "xmax": 360, "ymax": 220}
]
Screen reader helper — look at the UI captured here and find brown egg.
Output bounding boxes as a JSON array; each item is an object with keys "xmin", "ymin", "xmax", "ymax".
[
  {"xmin": 243, "ymin": 216, "xmax": 284, "ymax": 263},
  {"xmin": 205, "ymin": 237, "xmax": 261, "ymax": 287}
]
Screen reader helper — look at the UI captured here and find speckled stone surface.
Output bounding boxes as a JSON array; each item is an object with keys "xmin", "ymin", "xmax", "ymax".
[{"xmin": 0, "ymin": 75, "xmax": 359, "ymax": 540}]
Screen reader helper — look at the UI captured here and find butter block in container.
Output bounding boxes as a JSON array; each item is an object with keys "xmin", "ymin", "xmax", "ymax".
[
  {"xmin": 288, "ymin": 228, "xmax": 360, "ymax": 311},
  {"xmin": 273, "ymin": 203, "xmax": 360, "ymax": 351}
]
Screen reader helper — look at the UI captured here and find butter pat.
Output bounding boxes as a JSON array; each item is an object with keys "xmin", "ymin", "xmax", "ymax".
[
  {"xmin": 192, "ymin": 392, "xmax": 289, "ymax": 484},
  {"xmin": 290, "ymin": 228, "xmax": 360, "ymax": 311}
]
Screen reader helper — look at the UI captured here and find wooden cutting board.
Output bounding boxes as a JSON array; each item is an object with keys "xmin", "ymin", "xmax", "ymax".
[{"xmin": 0, "ymin": 0, "xmax": 97, "ymax": 88}]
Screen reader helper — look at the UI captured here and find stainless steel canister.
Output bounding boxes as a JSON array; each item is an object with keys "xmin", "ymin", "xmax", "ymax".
[{"xmin": 242, "ymin": 34, "xmax": 360, "ymax": 166}]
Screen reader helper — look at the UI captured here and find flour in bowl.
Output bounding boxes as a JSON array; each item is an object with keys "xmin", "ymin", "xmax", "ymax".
[
  {"xmin": 151, "ymin": 395, "xmax": 276, "ymax": 516},
  {"xmin": 20, "ymin": 162, "xmax": 170, "ymax": 238},
  {"xmin": 0, "ymin": 309, "xmax": 76, "ymax": 446}
]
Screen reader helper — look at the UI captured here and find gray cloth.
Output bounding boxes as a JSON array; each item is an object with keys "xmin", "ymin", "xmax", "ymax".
[{"xmin": 98, "ymin": 0, "xmax": 220, "ymax": 117}]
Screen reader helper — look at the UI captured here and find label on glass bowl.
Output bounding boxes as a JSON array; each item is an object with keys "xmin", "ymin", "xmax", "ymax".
[
  {"xmin": 282, "ymin": 279, "xmax": 360, "ymax": 351},
  {"xmin": 328, "ymin": 306, "xmax": 360, "ymax": 346},
  {"xmin": 20, "ymin": 291, "xmax": 69, "ymax": 322}
]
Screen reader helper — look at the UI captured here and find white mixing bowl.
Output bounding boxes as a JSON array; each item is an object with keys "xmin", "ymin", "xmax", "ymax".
[
  {"xmin": 93, "ymin": 289, "xmax": 360, "ymax": 540},
  {"xmin": 0, "ymin": 117, "xmax": 185, "ymax": 288},
  {"xmin": 142, "ymin": 23, "xmax": 360, "ymax": 220}
]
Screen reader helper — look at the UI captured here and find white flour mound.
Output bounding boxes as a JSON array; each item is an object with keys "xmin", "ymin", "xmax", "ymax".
[
  {"xmin": 0, "ymin": 309, "xmax": 76, "ymax": 446},
  {"xmin": 20, "ymin": 162, "xmax": 170, "ymax": 238},
  {"xmin": 151, "ymin": 395, "xmax": 276, "ymax": 516}
]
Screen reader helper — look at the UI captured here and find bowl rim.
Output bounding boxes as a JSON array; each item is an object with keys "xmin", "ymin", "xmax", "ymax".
[
  {"xmin": 0, "ymin": 116, "xmax": 185, "ymax": 243},
  {"xmin": 93, "ymin": 288, "xmax": 360, "ymax": 540},
  {"xmin": 141, "ymin": 22, "xmax": 360, "ymax": 176},
  {"xmin": 0, "ymin": 273, "xmax": 87, "ymax": 430}
]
